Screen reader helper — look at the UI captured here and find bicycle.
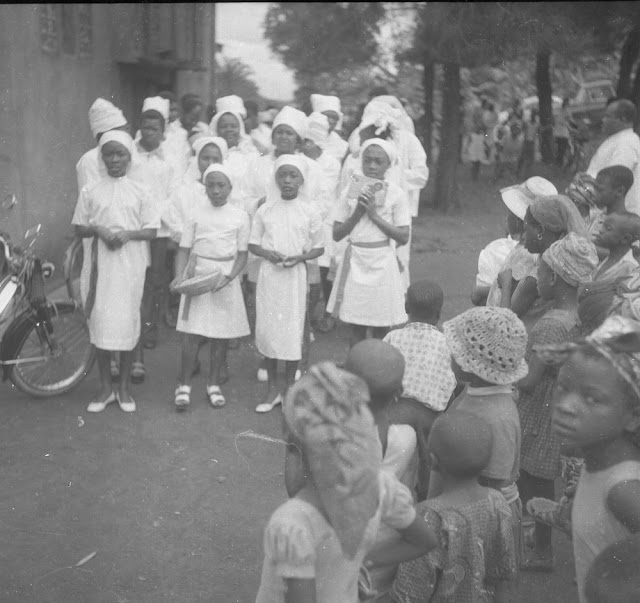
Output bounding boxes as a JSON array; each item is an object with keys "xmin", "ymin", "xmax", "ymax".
[{"xmin": 0, "ymin": 195, "xmax": 95, "ymax": 396}]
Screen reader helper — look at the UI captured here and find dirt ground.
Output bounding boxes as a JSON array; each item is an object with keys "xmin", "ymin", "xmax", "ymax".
[{"xmin": 0, "ymin": 163, "xmax": 579, "ymax": 602}]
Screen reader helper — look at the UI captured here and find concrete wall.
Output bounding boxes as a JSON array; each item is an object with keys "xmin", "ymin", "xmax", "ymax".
[{"xmin": 0, "ymin": 4, "xmax": 216, "ymax": 272}]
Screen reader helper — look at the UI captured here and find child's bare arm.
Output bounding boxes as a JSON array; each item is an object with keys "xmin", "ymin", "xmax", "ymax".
[
  {"xmin": 170, "ymin": 247, "xmax": 190, "ymax": 290},
  {"xmin": 248, "ymin": 244, "xmax": 285, "ymax": 264},
  {"xmin": 509, "ymin": 276, "xmax": 538, "ymax": 318},
  {"xmin": 517, "ymin": 354, "xmax": 546, "ymax": 394},
  {"xmin": 607, "ymin": 480, "xmax": 640, "ymax": 532},
  {"xmin": 366, "ymin": 515, "xmax": 437, "ymax": 568},
  {"xmin": 284, "ymin": 578, "xmax": 316, "ymax": 603}
]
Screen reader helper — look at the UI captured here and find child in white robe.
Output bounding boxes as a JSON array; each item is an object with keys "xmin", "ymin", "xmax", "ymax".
[
  {"xmin": 72, "ymin": 131, "xmax": 159, "ymax": 414},
  {"xmin": 328, "ymin": 138, "xmax": 411, "ymax": 346},
  {"xmin": 249, "ymin": 155, "xmax": 324, "ymax": 413},
  {"xmin": 172, "ymin": 164, "xmax": 250, "ymax": 409}
]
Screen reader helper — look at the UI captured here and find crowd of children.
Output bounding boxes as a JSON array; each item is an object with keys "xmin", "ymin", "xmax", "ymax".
[{"xmin": 71, "ymin": 91, "xmax": 640, "ymax": 601}]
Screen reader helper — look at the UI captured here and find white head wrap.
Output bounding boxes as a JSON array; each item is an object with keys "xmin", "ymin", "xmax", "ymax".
[
  {"xmin": 272, "ymin": 106, "xmax": 308, "ymax": 140},
  {"xmin": 310, "ymin": 94, "xmax": 343, "ymax": 129},
  {"xmin": 192, "ymin": 136, "xmax": 229, "ymax": 161},
  {"xmin": 215, "ymin": 95, "xmax": 247, "ymax": 119},
  {"xmin": 359, "ymin": 100, "xmax": 401, "ymax": 136},
  {"xmin": 202, "ymin": 163, "xmax": 234, "ymax": 186},
  {"xmin": 89, "ymin": 98, "xmax": 127, "ymax": 139},
  {"xmin": 142, "ymin": 97, "xmax": 170, "ymax": 123},
  {"xmin": 360, "ymin": 138, "xmax": 398, "ymax": 167},
  {"xmin": 371, "ymin": 95, "xmax": 415, "ymax": 134},
  {"xmin": 98, "ymin": 130, "xmax": 135, "ymax": 156},
  {"xmin": 209, "ymin": 111, "xmax": 248, "ymax": 140},
  {"xmin": 274, "ymin": 154, "xmax": 308, "ymax": 181},
  {"xmin": 306, "ymin": 112, "xmax": 330, "ymax": 147}
]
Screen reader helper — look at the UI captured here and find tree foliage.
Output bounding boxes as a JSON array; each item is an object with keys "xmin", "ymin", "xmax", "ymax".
[
  {"xmin": 264, "ymin": 2, "xmax": 385, "ymax": 78},
  {"xmin": 215, "ymin": 56, "xmax": 260, "ymax": 100}
]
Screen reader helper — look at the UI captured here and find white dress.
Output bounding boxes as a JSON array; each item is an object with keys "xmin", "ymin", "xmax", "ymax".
[
  {"xmin": 72, "ymin": 176, "xmax": 160, "ymax": 351},
  {"xmin": 324, "ymin": 131, "xmax": 349, "ymax": 163},
  {"xmin": 176, "ymin": 203, "xmax": 251, "ymax": 339},
  {"xmin": 250, "ymin": 197, "xmax": 323, "ymax": 361},
  {"xmin": 327, "ymin": 181, "xmax": 410, "ymax": 327},
  {"xmin": 163, "ymin": 180, "xmax": 210, "ymax": 245}
]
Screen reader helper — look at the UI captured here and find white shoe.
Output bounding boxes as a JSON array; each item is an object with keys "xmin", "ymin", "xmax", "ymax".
[
  {"xmin": 117, "ymin": 393, "xmax": 136, "ymax": 413},
  {"xmin": 257, "ymin": 368, "xmax": 268, "ymax": 382},
  {"xmin": 255, "ymin": 393, "xmax": 283, "ymax": 413},
  {"xmin": 87, "ymin": 392, "xmax": 117, "ymax": 413},
  {"xmin": 295, "ymin": 369, "xmax": 302, "ymax": 381}
]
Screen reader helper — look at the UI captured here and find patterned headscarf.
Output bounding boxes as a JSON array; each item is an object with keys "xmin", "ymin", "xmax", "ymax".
[
  {"xmin": 529, "ymin": 194, "xmax": 588, "ymax": 238},
  {"xmin": 542, "ymin": 232, "xmax": 599, "ymax": 287},
  {"xmin": 536, "ymin": 315, "xmax": 640, "ymax": 407},
  {"xmin": 565, "ymin": 172, "xmax": 598, "ymax": 211},
  {"xmin": 283, "ymin": 362, "xmax": 382, "ymax": 559}
]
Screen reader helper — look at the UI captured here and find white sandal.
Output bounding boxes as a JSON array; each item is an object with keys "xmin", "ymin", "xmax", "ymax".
[
  {"xmin": 174, "ymin": 385, "xmax": 191, "ymax": 410},
  {"xmin": 207, "ymin": 385, "xmax": 226, "ymax": 408},
  {"xmin": 255, "ymin": 393, "xmax": 283, "ymax": 414},
  {"xmin": 87, "ymin": 392, "xmax": 117, "ymax": 413}
]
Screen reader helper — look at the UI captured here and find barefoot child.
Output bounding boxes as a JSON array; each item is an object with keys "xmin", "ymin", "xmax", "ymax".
[
  {"xmin": 384, "ymin": 280, "xmax": 456, "ymax": 417},
  {"xmin": 72, "ymin": 131, "xmax": 159, "ymax": 413},
  {"xmin": 343, "ymin": 339, "xmax": 441, "ymax": 599},
  {"xmin": 255, "ymin": 361, "xmax": 437, "ymax": 603},
  {"xmin": 249, "ymin": 155, "xmax": 324, "ymax": 413},
  {"xmin": 536, "ymin": 315, "xmax": 640, "ymax": 602},
  {"xmin": 172, "ymin": 164, "xmax": 250, "ymax": 409},
  {"xmin": 380, "ymin": 412, "xmax": 517, "ymax": 602},
  {"xmin": 593, "ymin": 211, "xmax": 640, "ymax": 282},
  {"xmin": 442, "ymin": 306, "xmax": 529, "ymax": 568},
  {"xmin": 328, "ymin": 138, "xmax": 411, "ymax": 346},
  {"xmin": 516, "ymin": 233, "xmax": 599, "ymax": 571}
]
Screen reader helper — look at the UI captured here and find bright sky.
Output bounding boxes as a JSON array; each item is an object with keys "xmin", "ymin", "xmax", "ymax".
[{"xmin": 216, "ymin": 3, "xmax": 296, "ymax": 102}]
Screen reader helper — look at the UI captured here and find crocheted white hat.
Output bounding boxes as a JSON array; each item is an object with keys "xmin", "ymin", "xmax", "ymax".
[{"xmin": 443, "ymin": 307, "xmax": 529, "ymax": 385}]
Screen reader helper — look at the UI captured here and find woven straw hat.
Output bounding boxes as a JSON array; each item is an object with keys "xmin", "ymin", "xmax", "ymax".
[
  {"xmin": 501, "ymin": 177, "xmax": 558, "ymax": 221},
  {"xmin": 443, "ymin": 307, "xmax": 529, "ymax": 385},
  {"xmin": 173, "ymin": 267, "xmax": 225, "ymax": 297}
]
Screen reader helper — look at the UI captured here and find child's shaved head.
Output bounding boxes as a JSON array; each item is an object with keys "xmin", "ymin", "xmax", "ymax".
[
  {"xmin": 597, "ymin": 166, "xmax": 634, "ymax": 196},
  {"xmin": 406, "ymin": 280, "xmax": 444, "ymax": 322},
  {"xmin": 345, "ymin": 339, "xmax": 405, "ymax": 400},
  {"xmin": 596, "ymin": 211, "xmax": 640, "ymax": 249},
  {"xmin": 429, "ymin": 411, "xmax": 492, "ymax": 478}
]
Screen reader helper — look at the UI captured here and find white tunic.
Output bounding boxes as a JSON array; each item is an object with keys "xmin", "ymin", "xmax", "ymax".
[
  {"xmin": 72, "ymin": 176, "xmax": 159, "ymax": 351},
  {"xmin": 225, "ymin": 140, "xmax": 260, "ymax": 202},
  {"xmin": 163, "ymin": 180, "xmax": 210, "ymax": 245},
  {"xmin": 324, "ymin": 131, "xmax": 349, "ymax": 163},
  {"xmin": 587, "ymin": 128, "xmax": 640, "ymax": 216},
  {"xmin": 250, "ymin": 197, "xmax": 323, "ymax": 361},
  {"xmin": 134, "ymin": 142, "xmax": 178, "ymax": 237},
  {"xmin": 176, "ymin": 203, "xmax": 251, "ymax": 339},
  {"xmin": 327, "ymin": 181, "xmax": 410, "ymax": 327}
]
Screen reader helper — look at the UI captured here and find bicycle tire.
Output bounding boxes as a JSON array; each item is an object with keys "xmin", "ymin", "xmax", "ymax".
[{"xmin": 9, "ymin": 301, "xmax": 95, "ymax": 397}]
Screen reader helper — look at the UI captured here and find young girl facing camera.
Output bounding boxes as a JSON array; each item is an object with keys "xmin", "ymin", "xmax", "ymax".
[
  {"xmin": 249, "ymin": 155, "xmax": 324, "ymax": 413},
  {"xmin": 172, "ymin": 164, "xmax": 250, "ymax": 409},
  {"xmin": 72, "ymin": 131, "xmax": 159, "ymax": 413},
  {"xmin": 536, "ymin": 315, "xmax": 640, "ymax": 602}
]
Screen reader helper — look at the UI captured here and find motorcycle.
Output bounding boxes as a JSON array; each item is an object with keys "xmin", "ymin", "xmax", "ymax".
[{"xmin": 0, "ymin": 194, "xmax": 95, "ymax": 397}]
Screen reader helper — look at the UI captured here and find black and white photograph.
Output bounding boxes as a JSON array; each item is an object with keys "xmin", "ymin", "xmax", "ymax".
[{"xmin": 1, "ymin": 2, "xmax": 640, "ymax": 601}]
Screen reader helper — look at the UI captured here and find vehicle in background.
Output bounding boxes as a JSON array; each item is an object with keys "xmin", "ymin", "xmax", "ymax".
[{"xmin": 566, "ymin": 79, "xmax": 616, "ymax": 127}]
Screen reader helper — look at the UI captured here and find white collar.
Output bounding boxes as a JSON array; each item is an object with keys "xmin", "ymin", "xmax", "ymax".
[{"xmin": 466, "ymin": 384, "xmax": 514, "ymax": 396}]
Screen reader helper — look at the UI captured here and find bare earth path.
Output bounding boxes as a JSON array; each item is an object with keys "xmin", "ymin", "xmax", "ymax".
[{"xmin": 0, "ymin": 165, "xmax": 577, "ymax": 602}]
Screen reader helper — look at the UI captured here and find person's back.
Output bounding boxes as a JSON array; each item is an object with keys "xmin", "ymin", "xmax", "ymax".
[{"xmin": 389, "ymin": 412, "xmax": 516, "ymax": 602}]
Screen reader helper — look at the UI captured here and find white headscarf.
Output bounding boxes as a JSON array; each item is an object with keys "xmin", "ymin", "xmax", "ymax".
[
  {"xmin": 142, "ymin": 97, "xmax": 170, "ymax": 124},
  {"xmin": 360, "ymin": 138, "xmax": 398, "ymax": 167},
  {"xmin": 215, "ymin": 95, "xmax": 247, "ymax": 119},
  {"xmin": 193, "ymin": 136, "xmax": 229, "ymax": 161},
  {"xmin": 310, "ymin": 94, "xmax": 344, "ymax": 130},
  {"xmin": 371, "ymin": 95, "xmax": 415, "ymax": 134},
  {"xmin": 306, "ymin": 112, "xmax": 330, "ymax": 147},
  {"xmin": 202, "ymin": 163, "xmax": 234, "ymax": 186},
  {"xmin": 89, "ymin": 98, "xmax": 127, "ymax": 139},
  {"xmin": 272, "ymin": 106, "xmax": 308, "ymax": 140},
  {"xmin": 269, "ymin": 154, "xmax": 309, "ymax": 201},
  {"xmin": 98, "ymin": 130, "xmax": 135, "ymax": 156},
  {"xmin": 209, "ymin": 110, "xmax": 248, "ymax": 139}
]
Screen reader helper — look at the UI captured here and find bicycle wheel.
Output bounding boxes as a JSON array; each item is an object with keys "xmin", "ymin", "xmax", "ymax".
[
  {"xmin": 63, "ymin": 238, "xmax": 84, "ymax": 307},
  {"xmin": 9, "ymin": 301, "xmax": 95, "ymax": 397}
]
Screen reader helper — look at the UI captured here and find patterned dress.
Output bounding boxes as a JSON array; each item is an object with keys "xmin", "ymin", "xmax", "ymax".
[
  {"xmin": 518, "ymin": 308, "xmax": 581, "ymax": 480},
  {"xmin": 391, "ymin": 489, "xmax": 516, "ymax": 603}
]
